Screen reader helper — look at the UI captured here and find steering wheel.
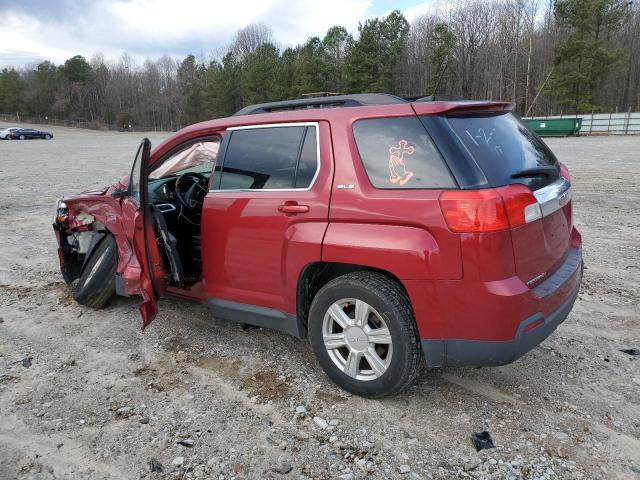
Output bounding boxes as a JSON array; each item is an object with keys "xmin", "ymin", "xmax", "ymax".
[{"xmin": 175, "ymin": 172, "xmax": 208, "ymax": 213}]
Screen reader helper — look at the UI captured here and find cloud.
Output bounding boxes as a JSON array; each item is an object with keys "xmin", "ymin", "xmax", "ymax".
[
  {"xmin": 398, "ymin": 0, "xmax": 454, "ymax": 22},
  {"xmin": 1, "ymin": 0, "xmax": 454, "ymax": 68}
]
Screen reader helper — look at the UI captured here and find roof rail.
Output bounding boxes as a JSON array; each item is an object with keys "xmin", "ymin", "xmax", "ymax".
[
  {"xmin": 233, "ymin": 93, "xmax": 408, "ymax": 116},
  {"xmin": 301, "ymin": 92, "xmax": 343, "ymax": 98},
  {"xmin": 413, "ymin": 94, "xmax": 467, "ymax": 102}
]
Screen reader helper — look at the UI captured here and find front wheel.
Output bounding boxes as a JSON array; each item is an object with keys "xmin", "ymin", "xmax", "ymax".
[
  {"xmin": 19, "ymin": 135, "xmax": 25, "ymax": 140},
  {"xmin": 73, "ymin": 235, "xmax": 117, "ymax": 308},
  {"xmin": 44, "ymin": 134, "xmax": 52, "ymax": 140},
  {"xmin": 308, "ymin": 271, "xmax": 421, "ymax": 398}
]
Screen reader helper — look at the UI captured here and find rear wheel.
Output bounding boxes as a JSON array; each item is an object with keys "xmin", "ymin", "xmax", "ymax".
[
  {"xmin": 19, "ymin": 135, "xmax": 25, "ymax": 140},
  {"xmin": 308, "ymin": 271, "xmax": 421, "ymax": 398},
  {"xmin": 73, "ymin": 235, "xmax": 117, "ymax": 308}
]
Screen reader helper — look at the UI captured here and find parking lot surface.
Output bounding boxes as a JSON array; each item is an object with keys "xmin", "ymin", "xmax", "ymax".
[{"xmin": 1, "ymin": 122, "xmax": 639, "ymax": 479}]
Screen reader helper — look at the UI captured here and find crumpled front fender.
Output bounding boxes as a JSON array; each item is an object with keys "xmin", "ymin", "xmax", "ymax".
[{"xmin": 55, "ymin": 184, "xmax": 140, "ymax": 296}]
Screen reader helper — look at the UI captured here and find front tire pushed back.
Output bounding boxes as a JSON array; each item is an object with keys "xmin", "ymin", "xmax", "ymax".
[
  {"xmin": 308, "ymin": 271, "xmax": 421, "ymax": 398},
  {"xmin": 73, "ymin": 235, "xmax": 117, "ymax": 309}
]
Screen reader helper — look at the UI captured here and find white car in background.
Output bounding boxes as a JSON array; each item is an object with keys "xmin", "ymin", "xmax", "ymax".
[{"xmin": 0, "ymin": 127, "xmax": 19, "ymax": 139}]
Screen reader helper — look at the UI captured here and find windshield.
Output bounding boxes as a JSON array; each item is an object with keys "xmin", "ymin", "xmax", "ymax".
[
  {"xmin": 150, "ymin": 140, "xmax": 219, "ymax": 179},
  {"xmin": 446, "ymin": 112, "xmax": 559, "ymax": 189}
]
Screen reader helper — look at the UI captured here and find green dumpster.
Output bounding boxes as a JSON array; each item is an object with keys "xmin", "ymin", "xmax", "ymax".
[{"xmin": 524, "ymin": 118, "xmax": 582, "ymax": 137}]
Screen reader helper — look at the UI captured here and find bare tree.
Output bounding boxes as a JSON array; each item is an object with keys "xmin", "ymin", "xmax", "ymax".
[
  {"xmin": 231, "ymin": 23, "xmax": 273, "ymax": 61},
  {"xmin": 2, "ymin": 2, "xmax": 638, "ymax": 128}
]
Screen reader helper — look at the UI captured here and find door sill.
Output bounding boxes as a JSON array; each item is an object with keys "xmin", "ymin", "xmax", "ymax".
[{"xmin": 207, "ymin": 298, "xmax": 305, "ymax": 338}]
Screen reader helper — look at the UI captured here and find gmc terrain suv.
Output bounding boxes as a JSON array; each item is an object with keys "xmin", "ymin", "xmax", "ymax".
[{"xmin": 53, "ymin": 94, "xmax": 582, "ymax": 398}]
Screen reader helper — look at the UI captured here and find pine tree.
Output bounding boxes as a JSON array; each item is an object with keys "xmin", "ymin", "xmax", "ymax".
[
  {"xmin": 323, "ymin": 26, "xmax": 352, "ymax": 92},
  {"xmin": 294, "ymin": 37, "xmax": 329, "ymax": 95},
  {"xmin": 178, "ymin": 55, "xmax": 207, "ymax": 124},
  {"xmin": 428, "ymin": 22, "xmax": 454, "ymax": 95},
  {"xmin": 549, "ymin": 0, "xmax": 630, "ymax": 112},
  {"xmin": 0, "ymin": 68, "xmax": 24, "ymax": 114},
  {"xmin": 241, "ymin": 43, "xmax": 283, "ymax": 105},
  {"xmin": 203, "ymin": 53, "xmax": 242, "ymax": 118},
  {"xmin": 346, "ymin": 10, "xmax": 410, "ymax": 93}
]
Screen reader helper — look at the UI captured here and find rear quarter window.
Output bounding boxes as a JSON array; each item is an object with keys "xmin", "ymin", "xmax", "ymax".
[
  {"xmin": 353, "ymin": 116, "xmax": 456, "ymax": 189},
  {"xmin": 446, "ymin": 112, "xmax": 558, "ymax": 188}
]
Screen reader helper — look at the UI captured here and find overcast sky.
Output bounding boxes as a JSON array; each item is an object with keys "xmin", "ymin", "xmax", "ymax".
[{"xmin": 0, "ymin": 0, "xmax": 450, "ymax": 68}]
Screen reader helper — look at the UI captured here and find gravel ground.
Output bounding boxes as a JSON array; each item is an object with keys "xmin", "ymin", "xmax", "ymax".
[{"xmin": 0, "ymin": 122, "xmax": 639, "ymax": 480}]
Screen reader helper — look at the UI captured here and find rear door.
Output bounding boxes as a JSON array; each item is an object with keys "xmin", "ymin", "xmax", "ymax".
[
  {"xmin": 445, "ymin": 112, "xmax": 573, "ymax": 285},
  {"xmin": 201, "ymin": 122, "xmax": 332, "ymax": 315},
  {"xmin": 122, "ymin": 139, "xmax": 170, "ymax": 328}
]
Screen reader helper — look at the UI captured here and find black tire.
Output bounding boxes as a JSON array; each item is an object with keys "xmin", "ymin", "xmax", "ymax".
[
  {"xmin": 308, "ymin": 271, "xmax": 421, "ymax": 398},
  {"xmin": 44, "ymin": 134, "xmax": 52, "ymax": 140},
  {"xmin": 19, "ymin": 135, "xmax": 25, "ymax": 140},
  {"xmin": 73, "ymin": 235, "xmax": 117, "ymax": 308}
]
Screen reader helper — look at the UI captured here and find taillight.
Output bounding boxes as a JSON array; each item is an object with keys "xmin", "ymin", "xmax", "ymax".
[
  {"xmin": 559, "ymin": 162, "xmax": 571, "ymax": 181},
  {"xmin": 501, "ymin": 185, "xmax": 541, "ymax": 226},
  {"xmin": 439, "ymin": 189, "xmax": 508, "ymax": 232},
  {"xmin": 439, "ymin": 185, "xmax": 540, "ymax": 233}
]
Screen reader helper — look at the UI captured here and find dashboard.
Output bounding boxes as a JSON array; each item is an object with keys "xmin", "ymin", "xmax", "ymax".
[
  {"xmin": 147, "ymin": 173, "xmax": 211, "ymax": 216},
  {"xmin": 148, "ymin": 177, "xmax": 178, "ymax": 204}
]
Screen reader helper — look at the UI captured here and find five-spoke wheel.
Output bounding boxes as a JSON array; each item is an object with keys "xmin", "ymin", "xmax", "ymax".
[
  {"xmin": 322, "ymin": 298, "xmax": 393, "ymax": 381},
  {"xmin": 309, "ymin": 271, "xmax": 421, "ymax": 398}
]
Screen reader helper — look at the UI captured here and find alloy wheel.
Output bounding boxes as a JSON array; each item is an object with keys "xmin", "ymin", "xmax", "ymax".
[{"xmin": 322, "ymin": 298, "xmax": 393, "ymax": 381}]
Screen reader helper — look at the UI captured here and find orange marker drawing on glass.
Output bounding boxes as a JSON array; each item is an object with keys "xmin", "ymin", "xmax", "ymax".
[{"xmin": 389, "ymin": 139, "xmax": 414, "ymax": 185}]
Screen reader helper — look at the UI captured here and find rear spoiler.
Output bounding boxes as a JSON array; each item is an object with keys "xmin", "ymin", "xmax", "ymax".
[{"xmin": 411, "ymin": 101, "xmax": 514, "ymax": 117}]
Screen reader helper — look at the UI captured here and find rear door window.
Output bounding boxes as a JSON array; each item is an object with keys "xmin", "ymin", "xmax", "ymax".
[
  {"xmin": 218, "ymin": 125, "xmax": 317, "ymax": 190},
  {"xmin": 446, "ymin": 112, "xmax": 559, "ymax": 189},
  {"xmin": 353, "ymin": 116, "xmax": 456, "ymax": 189}
]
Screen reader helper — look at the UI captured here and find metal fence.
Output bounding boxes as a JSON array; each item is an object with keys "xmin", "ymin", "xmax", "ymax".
[
  {"xmin": 524, "ymin": 112, "xmax": 640, "ymax": 135},
  {"xmin": 0, "ymin": 113, "xmax": 174, "ymax": 133},
  {"xmin": 3, "ymin": 111, "xmax": 639, "ymax": 136}
]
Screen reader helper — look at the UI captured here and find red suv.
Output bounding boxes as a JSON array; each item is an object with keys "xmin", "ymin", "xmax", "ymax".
[{"xmin": 53, "ymin": 94, "xmax": 582, "ymax": 398}]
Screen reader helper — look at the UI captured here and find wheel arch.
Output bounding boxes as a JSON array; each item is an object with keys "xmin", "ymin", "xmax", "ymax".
[
  {"xmin": 296, "ymin": 261, "xmax": 412, "ymax": 329},
  {"xmin": 56, "ymin": 224, "xmax": 112, "ymax": 283}
]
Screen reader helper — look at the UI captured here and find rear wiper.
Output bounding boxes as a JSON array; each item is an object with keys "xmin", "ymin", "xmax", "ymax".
[{"xmin": 511, "ymin": 165, "xmax": 558, "ymax": 179}]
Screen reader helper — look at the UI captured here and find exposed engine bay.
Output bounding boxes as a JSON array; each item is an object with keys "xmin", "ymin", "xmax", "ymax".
[{"xmin": 53, "ymin": 138, "xmax": 219, "ymax": 295}]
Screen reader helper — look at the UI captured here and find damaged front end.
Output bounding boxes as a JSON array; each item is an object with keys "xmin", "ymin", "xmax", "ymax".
[
  {"xmin": 53, "ymin": 198, "xmax": 107, "ymax": 283},
  {"xmin": 52, "ymin": 182, "xmax": 141, "ymax": 296}
]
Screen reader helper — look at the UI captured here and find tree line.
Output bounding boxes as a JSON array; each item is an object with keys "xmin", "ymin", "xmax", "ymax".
[{"xmin": 0, "ymin": 0, "xmax": 638, "ymax": 131}]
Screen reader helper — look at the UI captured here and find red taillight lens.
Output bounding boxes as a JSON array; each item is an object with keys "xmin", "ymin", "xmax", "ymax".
[
  {"xmin": 499, "ymin": 185, "xmax": 540, "ymax": 227},
  {"xmin": 559, "ymin": 162, "xmax": 571, "ymax": 181},
  {"xmin": 439, "ymin": 189, "xmax": 509, "ymax": 232},
  {"xmin": 439, "ymin": 185, "xmax": 539, "ymax": 233}
]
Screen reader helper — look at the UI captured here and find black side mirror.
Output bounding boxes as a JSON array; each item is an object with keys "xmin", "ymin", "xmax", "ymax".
[{"xmin": 112, "ymin": 188, "xmax": 128, "ymax": 199}]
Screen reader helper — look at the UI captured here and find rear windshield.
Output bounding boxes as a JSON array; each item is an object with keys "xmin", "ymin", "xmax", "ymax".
[{"xmin": 446, "ymin": 112, "xmax": 558, "ymax": 189}]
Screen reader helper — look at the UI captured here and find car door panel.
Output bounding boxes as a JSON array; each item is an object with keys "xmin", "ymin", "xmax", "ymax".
[
  {"xmin": 201, "ymin": 121, "xmax": 333, "ymax": 316},
  {"xmin": 120, "ymin": 138, "xmax": 169, "ymax": 328}
]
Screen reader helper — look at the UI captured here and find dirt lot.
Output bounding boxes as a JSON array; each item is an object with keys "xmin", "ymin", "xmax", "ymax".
[{"xmin": 0, "ymin": 121, "xmax": 639, "ymax": 480}]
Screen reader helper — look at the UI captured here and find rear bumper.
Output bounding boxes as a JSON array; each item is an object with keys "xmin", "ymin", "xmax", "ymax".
[{"xmin": 421, "ymin": 248, "xmax": 582, "ymax": 367}]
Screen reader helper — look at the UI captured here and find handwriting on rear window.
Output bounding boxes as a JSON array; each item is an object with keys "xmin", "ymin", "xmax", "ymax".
[{"xmin": 464, "ymin": 128, "xmax": 503, "ymax": 156}]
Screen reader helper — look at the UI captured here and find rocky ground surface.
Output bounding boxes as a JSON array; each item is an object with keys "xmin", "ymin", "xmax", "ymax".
[{"xmin": 0, "ymin": 122, "xmax": 639, "ymax": 480}]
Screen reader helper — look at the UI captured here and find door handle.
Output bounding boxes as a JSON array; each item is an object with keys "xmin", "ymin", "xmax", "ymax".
[{"xmin": 278, "ymin": 202, "xmax": 310, "ymax": 215}]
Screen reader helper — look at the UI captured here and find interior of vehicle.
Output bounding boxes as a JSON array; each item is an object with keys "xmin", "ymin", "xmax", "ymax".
[{"xmin": 147, "ymin": 137, "xmax": 220, "ymax": 282}]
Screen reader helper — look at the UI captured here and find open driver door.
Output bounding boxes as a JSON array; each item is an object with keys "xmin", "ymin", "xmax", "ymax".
[{"xmin": 129, "ymin": 138, "xmax": 183, "ymax": 329}]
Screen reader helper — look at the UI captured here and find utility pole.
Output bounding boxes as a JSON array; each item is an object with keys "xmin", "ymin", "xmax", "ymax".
[{"xmin": 525, "ymin": 36, "xmax": 532, "ymax": 115}]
